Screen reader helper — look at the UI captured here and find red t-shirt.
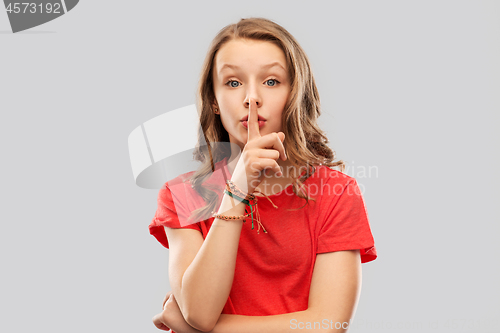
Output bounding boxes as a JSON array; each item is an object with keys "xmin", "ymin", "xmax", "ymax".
[{"xmin": 149, "ymin": 157, "xmax": 377, "ymax": 316}]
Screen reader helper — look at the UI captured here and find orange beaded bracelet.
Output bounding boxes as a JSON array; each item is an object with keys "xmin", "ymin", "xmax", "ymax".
[
  {"xmin": 209, "ymin": 180, "xmax": 269, "ymax": 234},
  {"xmin": 211, "ymin": 211, "xmax": 252, "ymax": 221}
]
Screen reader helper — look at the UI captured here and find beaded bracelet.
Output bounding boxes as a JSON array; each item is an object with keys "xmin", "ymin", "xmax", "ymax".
[
  {"xmin": 225, "ymin": 181, "xmax": 259, "ymax": 230},
  {"xmin": 210, "ymin": 180, "xmax": 268, "ymax": 234},
  {"xmin": 211, "ymin": 210, "xmax": 252, "ymax": 221}
]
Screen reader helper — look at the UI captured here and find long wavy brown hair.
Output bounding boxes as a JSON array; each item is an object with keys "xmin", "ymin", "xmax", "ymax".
[{"xmin": 187, "ymin": 17, "xmax": 345, "ymax": 224}]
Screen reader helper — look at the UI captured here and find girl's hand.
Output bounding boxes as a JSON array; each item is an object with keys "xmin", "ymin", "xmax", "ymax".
[
  {"xmin": 152, "ymin": 299, "xmax": 172, "ymax": 332},
  {"xmin": 151, "ymin": 291, "xmax": 173, "ymax": 331},
  {"xmin": 152, "ymin": 293, "xmax": 201, "ymax": 333},
  {"xmin": 232, "ymin": 98, "xmax": 287, "ymax": 194},
  {"xmin": 162, "ymin": 290, "xmax": 173, "ymax": 311}
]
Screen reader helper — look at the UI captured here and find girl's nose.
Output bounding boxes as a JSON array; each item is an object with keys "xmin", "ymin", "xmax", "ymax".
[
  {"xmin": 244, "ymin": 98, "xmax": 260, "ymax": 108},
  {"xmin": 244, "ymin": 85, "xmax": 262, "ymax": 108}
]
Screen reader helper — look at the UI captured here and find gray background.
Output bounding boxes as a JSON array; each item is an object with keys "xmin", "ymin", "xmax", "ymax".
[{"xmin": 1, "ymin": 1, "xmax": 499, "ymax": 332}]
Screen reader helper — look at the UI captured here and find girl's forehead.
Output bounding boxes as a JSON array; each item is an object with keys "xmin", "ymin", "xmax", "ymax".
[{"xmin": 214, "ymin": 39, "xmax": 287, "ymax": 72}]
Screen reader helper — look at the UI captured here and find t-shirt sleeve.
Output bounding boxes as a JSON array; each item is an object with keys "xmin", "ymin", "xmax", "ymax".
[
  {"xmin": 317, "ymin": 178, "xmax": 377, "ymax": 263},
  {"xmin": 148, "ymin": 182, "xmax": 202, "ymax": 249}
]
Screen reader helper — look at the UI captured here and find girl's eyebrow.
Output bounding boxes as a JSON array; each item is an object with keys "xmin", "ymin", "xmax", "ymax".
[{"xmin": 218, "ymin": 61, "xmax": 286, "ymax": 74}]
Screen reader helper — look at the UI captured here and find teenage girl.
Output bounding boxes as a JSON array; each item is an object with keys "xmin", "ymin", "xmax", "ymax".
[{"xmin": 150, "ymin": 17, "xmax": 377, "ymax": 333}]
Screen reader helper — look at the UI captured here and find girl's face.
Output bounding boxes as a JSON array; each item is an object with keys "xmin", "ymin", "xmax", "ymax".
[{"xmin": 212, "ymin": 38, "xmax": 291, "ymax": 152}]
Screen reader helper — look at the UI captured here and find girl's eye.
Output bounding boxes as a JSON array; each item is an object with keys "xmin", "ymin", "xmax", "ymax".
[
  {"xmin": 226, "ymin": 80, "xmax": 241, "ymax": 88},
  {"xmin": 225, "ymin": 79, "xmax": 280, "ymax": 88},
  {"xmin": 265, "ymin": 79, "xmax": 280, "ymax": 87}
]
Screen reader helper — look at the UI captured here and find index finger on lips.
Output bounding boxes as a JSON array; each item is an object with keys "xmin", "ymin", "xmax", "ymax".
[{"xmin": 247, "ymin": 98, "xmax": 261, "ymax": 142}]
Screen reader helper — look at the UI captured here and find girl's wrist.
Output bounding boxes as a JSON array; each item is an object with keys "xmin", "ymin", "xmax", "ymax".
[{"xmin": 216, "ymin": 189, "xmax": 247, "ymax": 217}]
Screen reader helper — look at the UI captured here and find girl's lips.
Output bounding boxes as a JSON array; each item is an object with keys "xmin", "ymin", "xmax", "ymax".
[{"xmin": 241, "ymin": 120, "xmax": 265, "ymax": 129}]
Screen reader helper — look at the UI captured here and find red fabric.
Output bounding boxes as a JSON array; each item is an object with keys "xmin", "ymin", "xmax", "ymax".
[{"xmin": 149, "ymin": 157, "xmax": 377, "ymax": 317}]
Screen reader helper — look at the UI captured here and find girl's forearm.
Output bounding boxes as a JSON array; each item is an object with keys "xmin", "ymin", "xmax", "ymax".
[
  {"xmin": 180, "ymin": 192, "xmax": 246, "ymax": 331},
  {"xmin": 209, "ymin": 309, "xmax": 346, "ymax": 333}
]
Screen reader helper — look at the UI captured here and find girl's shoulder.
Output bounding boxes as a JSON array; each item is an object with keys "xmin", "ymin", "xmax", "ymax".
[
  {"xmin": 161, "ymin": 170, "xmax": 196, "ymax": 189},
  {"xmin": 161, "ymin": 159, "xmax": 228, "ymax": 202},
  {"xmin": 303, "ymin": 165, "xmax": 361, "ymax": 201}
]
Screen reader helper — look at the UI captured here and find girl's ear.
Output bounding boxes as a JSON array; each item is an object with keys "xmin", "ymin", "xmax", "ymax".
[{"xmin": 212, "ymin": 100, "xmax": 220, "ymax": 114}]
